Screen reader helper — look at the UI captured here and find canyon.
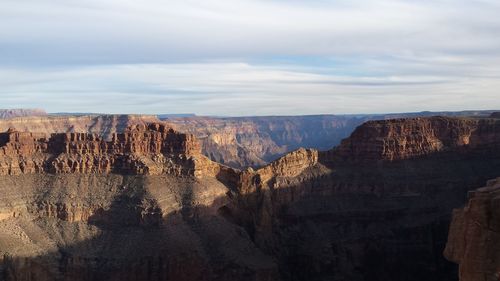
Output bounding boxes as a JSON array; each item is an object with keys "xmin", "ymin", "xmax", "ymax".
[
  {"xmin": 1, "ymin": 110, "xmax": 494, "ymax": 170},
  {"xmin": 0, "ymin": 114, "xmax": 499, "ymax": 280}
]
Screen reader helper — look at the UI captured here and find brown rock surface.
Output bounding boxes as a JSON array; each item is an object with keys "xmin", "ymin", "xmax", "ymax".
[
  {"xmin": 0, "ymin": 114, "xmax": 159, "ymax": 140},
  {"xmin": 444, "ymin": 178, "xmax": 500, "ymax": 281},
  {"xmin": 166, "ymin": 111, "xmax": 498, "ymax": 168},
  {"xmin": 0, "ymin": 123, "xmax": 203, "ymax": 176},
  {"xmin": 0, "ymin": 123, "xmax": 278, "ymax": 281},
  {"xmin": 334, "ymin": 116, "xmax": 500, "ymax": 162},
  {"xmin": 1, "ymin": 115, "xmax": 500, "ymax": 281}
]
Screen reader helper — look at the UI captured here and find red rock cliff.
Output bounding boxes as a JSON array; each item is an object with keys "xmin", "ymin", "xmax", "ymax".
[
  {"xmin": 333, "ymin": 116, "xmax": 500, "ymax": 162},
  {"xmin": 445, "ymin": 178, "xmax": 500, "ymax": 281},
  {"xmin": 0, "ymin": 123, "xmax": 203, "ymax": 176}
]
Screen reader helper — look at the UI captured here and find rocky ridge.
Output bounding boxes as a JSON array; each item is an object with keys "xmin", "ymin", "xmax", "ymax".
[
  {"xmin": 166, "ymin": 111, "xmax": 497, "ymax": 168},
  {"xmin": 0, "ymin": 114, "xmax": 159, "ymax": 140},
  {"xmin": 1, "ymin": 115, "xmax": 500, "ymax": 281},
  {"xmin": 333, "ymin": 116, "xmax": 500, "ymax": 162},
  {"xmin": 0, "ymin": 123, "xmax": 202, "ymax": 177}
]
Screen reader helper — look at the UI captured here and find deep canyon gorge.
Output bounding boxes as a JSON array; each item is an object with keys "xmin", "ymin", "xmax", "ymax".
[{"xmin": 0, "ymin": 111, "xmax": 499, "ymax": 280}]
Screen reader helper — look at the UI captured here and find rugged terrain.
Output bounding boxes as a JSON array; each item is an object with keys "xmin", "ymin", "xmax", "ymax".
[
  {"xmin": 166, "ymin": 111, "xmax": 496, "ymax": 168},
  {"xmin": 445, "ymin": 177, "xmax": 500, "ymax": 281},
  {"xmin": 1, "ymin": 115, "xmax": 500, "ymax": 281},
  {"xmin": 0, "ymin": 115, "xmax": 159, "ymax": 140},
  {"xmin": 0, "ymin": 110, "xmax": 495, "ymax": 169}
]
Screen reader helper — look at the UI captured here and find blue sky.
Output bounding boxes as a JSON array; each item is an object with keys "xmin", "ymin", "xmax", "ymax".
[{"xmin": 1, "ymin": 0, "xmax": 500, "ymax": 115}]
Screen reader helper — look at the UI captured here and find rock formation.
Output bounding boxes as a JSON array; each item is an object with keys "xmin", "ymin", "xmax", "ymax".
[
  {"xmin": 0, "ymin": 123, "xmax": 202, "ymax": 176},
  {"xmin": 445, "ymin": 178, "xmax": 500, "ymax": 281},
  {"xmin": 333, "ymin": 116, "xmax": 500, "ymax": 162},
  {"xmin": 0, "ymin": 114, "xmax": 159, "ymax": 140},
  {"xmin": 166, "ymin": 111, "xmax": 497, "ymax": 168},
  {"xmin": 0, "ymin": 123, "xmax": 278, "ymax": 281},
  {"xmin": 1, "ymin": 115, "xmax": 500, "ymax": 281},
  {"xmin": 225, "ymin": 115, "xmax": 500, "ymax": 281}
]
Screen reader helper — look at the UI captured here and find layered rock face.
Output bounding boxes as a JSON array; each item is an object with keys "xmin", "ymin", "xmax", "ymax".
[
  {"xmin": 0, "ymin": 124, "xmax": 278, "ymax": 281},
  {"xmin": 166, "ymin": 111, "xmax": 497, "ymax": 168},
  {"xmin": 0, "ymin": 123, "xmax": 202, "ymax": 176},
  {"xmin": 0, "ymin": 114, "xmax": 159, "ymax": 140},
  {"xmin": 224, "ymin": 116, "xmax": 500, "ymax": 281},
  {"xmin": 445, "ymin": 178, "xmax": 500, "ymax": 281},
  {"xmin": 334, "ymin": 116, "xmax": 500, "ymax": 161},
  {"xmin": 1, "ymin": 115, "xmax": 500, "ymax": 281}
]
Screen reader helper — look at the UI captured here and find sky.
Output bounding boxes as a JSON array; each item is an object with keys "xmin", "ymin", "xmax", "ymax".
[{"xmin": 1, "ymin": 0, "xmax": 500, "ymax": 116}]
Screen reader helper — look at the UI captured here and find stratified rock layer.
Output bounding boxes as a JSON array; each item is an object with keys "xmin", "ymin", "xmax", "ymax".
[
  {"xmin": 1, "ymin": 115, "xmax": 500, "ymax": 281},
  {"xmin": 334, "ymin": 116, "xmax": 500, "ymax": 161},
  {"xmin": 0, "ymin": 123, "xmax": 201, "ymax": 176},
  {"xmin": 445, "ymin": 178, "xmax": 500, "ymax": 281},
  {"xmin": 166, "ymin": 111, "xmax": 497, "ymax": 168},
  {"xmin": 0, "ymin": 123, "xmax": 278, "ymax": 281}
]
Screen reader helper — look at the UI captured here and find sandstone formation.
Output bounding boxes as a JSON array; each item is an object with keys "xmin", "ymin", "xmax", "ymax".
[
  {"xmin": 226, "ymin": 115, "xmax": 500, "ymax": 281},
  {"xmin": 333, "ymin": 116, "xmax": 500, "ymax": 162},
  {"xmin": 1, "ymin": 115, "xmax": 500, "ymax": 281},
  {"xmin": 0, "ymin": 123, "xmax": 278, "ymax": 281},
  {"xmin": 0, "ymin": 109, "xmax": 47, "ymax": 119},
  {"xmin": 166, "ymin": 111, "xmax": 497, "ymax": 168},
  {"xmin": 0, "ymin": 114, "xmax": 159, "ymax": 140},
  {"xmin": 445, "ymin": 178, "xmax": 500, "ymax": 281}
]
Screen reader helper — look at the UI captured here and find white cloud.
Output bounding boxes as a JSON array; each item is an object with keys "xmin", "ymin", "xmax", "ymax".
[
  {"xmin": 0, "ymin": 62, "xmax": 498, "ymax": 115},
  {"xmin": 0, "ymin": 0, "xmax": 499, "ymax": 114},
  {"xmin": 1, "ymin": 0, "xmax": 500, "ymax": 63}
]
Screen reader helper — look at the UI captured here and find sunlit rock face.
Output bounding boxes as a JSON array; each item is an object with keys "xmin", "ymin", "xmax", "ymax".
[
  {"xmin": 0, "ymin": 124, "xmax": 278, "ymax": 281},
  {"xmin": 1, "ymin": 115, "xmax": 500, "ymax": 281}
]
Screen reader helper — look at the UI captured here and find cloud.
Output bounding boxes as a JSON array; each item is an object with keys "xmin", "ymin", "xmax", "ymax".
[
  {"xmin": 1, "ymin": 0, "xmax": 500, "ymax": 64},
  {"xmin": 0, "ymin": 62, "xmax": 498, "ymax": 115},
  {"xmin": 0, "ymin": 0, "xmax": 499, "ymax": 114}
]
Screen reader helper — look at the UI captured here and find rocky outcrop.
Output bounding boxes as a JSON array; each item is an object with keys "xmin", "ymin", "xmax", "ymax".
[
  {"xmin": 0, "ymin": 109, "xmax": 47, "ymax": 119},
  {"xmin": 166, "ymin": 111, "xmax": 498, "ymax": 168},
  {"xmin": 334, "ymin": 116, "xmax": 500, "ymax": 162},
  {"xmin": 444, "ymin": 178, "xmax": 500, "ymax": 281},
  {"xmin": 221, "ymin": 116, "xmax": 500, "ymax": 281},
  {"xmin": 0, "ymin": 123, "xmax": 205, "ymax": 176},
  {"xmin": 0, "ymin": 114, "xmax": 159, "ymax": 140},
  {"xmin": 1, "ymin": 115, "xmax": 500, "ymax": 281}
]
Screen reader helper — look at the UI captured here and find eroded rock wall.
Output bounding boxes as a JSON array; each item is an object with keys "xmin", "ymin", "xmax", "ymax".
[
  {"xmin": 334, "ymin": 116, "xmax": 500, "ymax": 162},
  {"xmin": 444, "ymin": 178, "xmax": 500, "ymax": 281}
]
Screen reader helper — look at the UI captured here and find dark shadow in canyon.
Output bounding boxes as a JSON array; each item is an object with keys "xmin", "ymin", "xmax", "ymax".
[{"xmin": 3, "ymin": 148, "xmax": 500, "ymax": 281}]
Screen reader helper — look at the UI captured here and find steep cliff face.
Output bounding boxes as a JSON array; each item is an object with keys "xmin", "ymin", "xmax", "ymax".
[
  {"xmin": 0, "ymin": 114, "xmax": 159, "ymax": 140},
  {"xmin": 222, "ymin": 116, "xmax": 500, "ymax": 281},
  {"xmin": 166, "ymin": 112, "xmax": 497, "ymax": 168},
  {"xmin": 445, "ymin": 178, "xmax": 500, "ymax": 281},
  {"xmin": 167, "ymin": 115, "xmax": 371, "ymax": 168},
  {"xmin": 1, "ymin": 115, "xmax": 500, "ymax": 281},
  {"xmin": 0, "ymin": 124, "xmax": 278, "ymax": 281},
  {"xmin": 0, "ymin": 123, "xmax": 202, "ymax": 176},
  {"xmin": 334, "ymin": 116, "xmax": 500, "ymax": 162}
]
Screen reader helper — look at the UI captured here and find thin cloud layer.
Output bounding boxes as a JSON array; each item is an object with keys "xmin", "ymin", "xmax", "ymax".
[{"xmin": 0, "ymin": 0, "xmax": 499, "ymax": 114}]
